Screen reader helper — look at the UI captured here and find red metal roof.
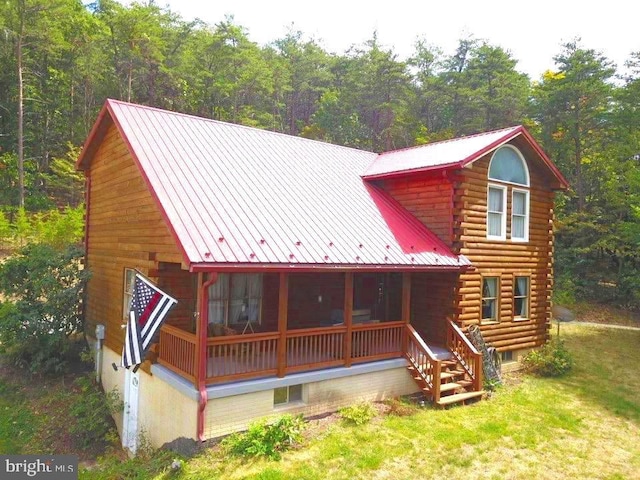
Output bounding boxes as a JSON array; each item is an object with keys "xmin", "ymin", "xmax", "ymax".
[
  {"xmin": 363, "ymin": 126, "xmax": 569, "ymax": 188},
  {"xmin": 78, "ymin": 100, "xmax": 470, "ymax": 271}
]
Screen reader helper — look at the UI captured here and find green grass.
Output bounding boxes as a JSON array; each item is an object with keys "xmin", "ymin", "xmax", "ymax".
[
  {"xmin": 3, "ymin": 324, "xmax": 639, "ymax": 479},
  {"xmin": 81, "ymin": 322, "xmax": 638, "ymax": 480},
  {"xmin": 0, "ymin": 378, "xmax": 39, "ymax": 453}
]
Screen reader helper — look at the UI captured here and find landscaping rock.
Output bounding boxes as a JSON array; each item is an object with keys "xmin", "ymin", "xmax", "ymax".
[{"xmin": 161, "ymin": 437, "xmax": 201, "ymax": 458}]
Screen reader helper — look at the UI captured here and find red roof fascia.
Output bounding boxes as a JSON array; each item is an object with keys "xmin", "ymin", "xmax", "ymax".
[
  {"xmin": 362, "ymin": 163, "xmax": 460, "ymax": 181},
  {"xmin": 189, "ymin": 263, "xmax": 468, "ymax": 273},
  {"xmin": 78, "ymin": 99, "xmax": 193, "ymax": 269}
]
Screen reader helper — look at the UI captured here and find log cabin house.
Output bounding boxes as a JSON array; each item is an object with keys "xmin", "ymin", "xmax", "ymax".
[{"xmin": 77, "ymin": 99, "xmax": 568, "ymax": 448}]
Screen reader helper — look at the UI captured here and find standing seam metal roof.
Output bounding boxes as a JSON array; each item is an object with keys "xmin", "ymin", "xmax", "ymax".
[{"xmin": 80, "ymin": 100, "xmax": 473, "ymax": 269}]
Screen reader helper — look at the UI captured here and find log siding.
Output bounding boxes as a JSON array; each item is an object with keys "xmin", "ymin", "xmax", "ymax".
[
  {"xmin": 452, "ymin": 142, "xmax": 555, "ymax": 351},
  {"xmin": 85, "ymin": 123, "xmax": 183, "ymax": 352}
]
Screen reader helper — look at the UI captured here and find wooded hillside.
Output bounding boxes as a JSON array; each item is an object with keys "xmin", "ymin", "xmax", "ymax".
[{"xmin": 1, "ymin": 0, "xmax": 639, "ymax": 309}]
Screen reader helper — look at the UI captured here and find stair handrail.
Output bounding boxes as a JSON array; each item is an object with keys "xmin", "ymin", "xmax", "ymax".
[
  {"xmin": 404, "ymin": 325, "xmax": 442, "ymax": 402},
  {"xmin": 446, "ymin": 320, "xmax": 483, "ymax": 392}
]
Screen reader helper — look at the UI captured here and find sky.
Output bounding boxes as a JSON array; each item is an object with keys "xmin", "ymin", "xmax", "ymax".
[{"xmin": 157, "ymin": 0, "xmax": 638, "ymax": 80}]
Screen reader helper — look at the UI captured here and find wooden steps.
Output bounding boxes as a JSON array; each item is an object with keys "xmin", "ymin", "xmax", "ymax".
[
  {"xmin": 406, "ymin": 341, "xmax": 484, "ymax": 408},
  {"xmin": 436, "ymin": 390, "xmax": 485, "ymax": 406}
]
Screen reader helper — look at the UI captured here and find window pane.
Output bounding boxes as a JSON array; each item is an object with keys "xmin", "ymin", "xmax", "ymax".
[
  {"xmin": 513, "ymin": 191, "xmax": 526, "ymax": 215},
  {"xmin": 208, "ymin": 300, "xmax": 225, "ymax": 324},
  {"xmin": 483, "ymin": 278, "xmax": 497, "ymax": 297},
  {"xmin": 489, "ymin": 147, "xmax": 528, "ymax": 185},
  {"xmin": 274, "ymin": 387, "xmax": 288, "ymax": 405},
  {"xmin": 482, "ymin": 299, "xmax": 496, "ymax": 320},
  {"xmin": 516, "ymin": 277, "xmax": 528, "ymax": 293},
  {"xmin": 289, "ymin": 384, "xmax": 303, "ymax": 402},
  {"xmin": 482, "ymin": 277, "xmax": 499, "ymax": 321},
  {"xmin": 488, "ymin": 212, "xmax": 502, "ymax": 236},
  {"xmin": 488, "ymin": 188, "xmax": 504, "ymax": 211},
  {"xmin": 514, "ymin": 298, "xmax": 526, "ymax": 317},
  {"xmin": 512, "ymin": 216, "xmax": 525, "ymax": 238}
]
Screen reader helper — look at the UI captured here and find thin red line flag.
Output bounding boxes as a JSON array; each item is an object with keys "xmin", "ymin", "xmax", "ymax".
[{"xmin": 122, "ymin": 273, "xmax": 177, "ymax": 369}]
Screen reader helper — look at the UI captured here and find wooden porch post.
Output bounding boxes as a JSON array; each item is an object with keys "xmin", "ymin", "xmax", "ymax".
[
  {"xmin": 401, "ymin": 272, "xmax": 411, "ymax": 352},
  {"xmin": 277, "ymin": 273, "xmax": 288, "ymax": 377},
  {"xmin": 344, "ymin": 272, "xmax": 353, "ymax": 367},
  {"xmin": 194, "ymin": 272, "xmax": 204, "ymax": 387}
]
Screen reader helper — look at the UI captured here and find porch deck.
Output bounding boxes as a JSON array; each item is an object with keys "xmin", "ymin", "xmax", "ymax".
[{"xmin": 158, "ymin": 321, "xmax": 405, "ymax": 386}]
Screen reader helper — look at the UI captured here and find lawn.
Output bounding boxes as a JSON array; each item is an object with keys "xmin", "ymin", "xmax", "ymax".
[
  {"xmin": 1, "ymin": 323, "xmax": 638, "ymax": 479},
  {"xmin": 81, "ymin": 323, "xmax": 640, "ymax": 480}
]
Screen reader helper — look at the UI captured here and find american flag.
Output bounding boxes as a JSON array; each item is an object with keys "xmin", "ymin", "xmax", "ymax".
[{"xmin": 122, "ymin": 273, "xmax": 177, "ymax": 369}]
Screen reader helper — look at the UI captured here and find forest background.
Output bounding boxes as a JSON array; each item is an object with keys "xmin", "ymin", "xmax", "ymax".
[{"xmin": 1, "ymin": 0, "xmax": 639, "ymax": 310}]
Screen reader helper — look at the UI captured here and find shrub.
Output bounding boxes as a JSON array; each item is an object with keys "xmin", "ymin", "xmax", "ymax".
[
  {"xmin": 222, "ymin": 414, "xmax": 305, "ymax": 460},
  {"xmin": 69, "ymin": 375, "xmax": 122, "ymax": 448},
  {"xmin": 338, "ymin": 402, "xmax": 376, "ymax": 425},
  {"xmin": 522, "ymin": 339, "xmax": 573, "ymax": 377},
  {"xmin": 384, "ymin": 398, "xmax": 418, "ymax": 417},
  {"xmin": 0, "ymin": 244, "xmax": 89, "ymax": 374}
]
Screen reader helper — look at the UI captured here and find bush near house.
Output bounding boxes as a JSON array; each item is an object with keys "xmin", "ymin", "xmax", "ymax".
[{"xmin": 0, "ymin": 243, "xmax": 89, "ymax": 374}]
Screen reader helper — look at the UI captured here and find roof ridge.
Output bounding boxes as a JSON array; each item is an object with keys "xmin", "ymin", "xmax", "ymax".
[
  {"xmin": 379, "ymin": 125, "xmax": 521, "ymax": 156},
  {"xmin": 106, "ymin": 98, "xmax": 376, "ymax": 157}
]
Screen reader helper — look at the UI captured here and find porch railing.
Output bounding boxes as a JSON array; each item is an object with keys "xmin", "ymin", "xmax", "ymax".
[
  {"xmin": 404, "ymin": 324, "xmax": 441, "ymax": 402},
  {"xmin": 351, "ymin": 321, "xmax": 404, "ymax": 362},
  {"xmin": 286, "ymin": 326, "xmax": 346, "ymax": 372},
  {"xmin": 446, "ymin": 320, "xmax": 483, "ymax": 392},
  {"xmin": 157, "ymin": 324, "xmax": 197, "ymax": 383},
  {"xmin": 158, "ymin": 321, "xmax": 406, "ymax": 385},
  {"xmin": 205, "ymin": 332, "xmax": 279, "ymax": 384}
]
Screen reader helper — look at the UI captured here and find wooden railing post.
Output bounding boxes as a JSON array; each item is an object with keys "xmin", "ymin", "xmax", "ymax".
[
  {"xmin": 401, "ymin": 272, "xmax": 411, "ymax": 353},
  {"xmin": 433, "ymin": 360, "xmax": 441, "ymax": 403},
  {"xmin": 474, "ymin": 353, "xmax": 483, "ymax": 391},
  {"xmin": 277, "ymin": 273, "xmax": 288, "ymax": 377},
  {"xmin": 344, "ymin": 272, "xmax": 353, "ymax": 367}
]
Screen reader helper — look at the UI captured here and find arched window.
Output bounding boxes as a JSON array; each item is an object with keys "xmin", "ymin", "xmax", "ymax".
[
  {"xmin": 487, "ymin": 145, "xmax": 530, "ymax": 241},
  {"xmin": 488, "ymin": 145, "xmax": 529, "ymax": 186}
]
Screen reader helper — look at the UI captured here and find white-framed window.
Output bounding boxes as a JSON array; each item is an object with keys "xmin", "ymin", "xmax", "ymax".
[
  {"xmin": 274, "ymin": 384, "xmax": 303, "ymax": 406},
  {"xmin": 487, "ymin": 184, "xmax": 507, "ymax": 240},
  {"xmin": 487, "ymin": 145, "xmax": 530, "ymax": 242},
  {"xmin": 481, "ymin": 276, "xmax": 500, "ymax": 323},
  {"xmin": 488, "ymin": 145, "xmax": 530, "ymax": 186},
  {"xmin": 208, "ymin": 273, "xmax": 263, "ymax": 326},
  {"xmin": 511, "ymin": 189, "xmax": 530, "ymax": 241},
  {"xmin": 513, "ymin": 276, "xmax": 530, "ymax": 320},
  {"xmin": 123, "ymin": 268, "xmax": 136, "ymax": 320}
]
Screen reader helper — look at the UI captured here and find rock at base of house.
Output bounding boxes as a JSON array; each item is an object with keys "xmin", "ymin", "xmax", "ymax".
[
  {"xmin": 161, "ymin": 437, "xmax": 201, "ymax": 458},
  {"xmin": 552, "ymin": 305, "xmax": 575, "ymax": 322}
]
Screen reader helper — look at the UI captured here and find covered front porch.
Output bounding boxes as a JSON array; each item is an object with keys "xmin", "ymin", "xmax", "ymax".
[{"xmin": 151, "ymin": 264, "xmax": 464, "ymax": 387}]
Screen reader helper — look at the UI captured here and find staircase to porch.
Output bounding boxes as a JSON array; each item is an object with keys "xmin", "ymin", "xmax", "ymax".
[{"xmin": 405, "ymin": 321, "xmax": 484, "ymax": 407}]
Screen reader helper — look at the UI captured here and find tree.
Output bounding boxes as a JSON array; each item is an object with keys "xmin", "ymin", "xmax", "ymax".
[{"xmin": 532, "ymin": 39, "xmax": 615, "ymax": 212}]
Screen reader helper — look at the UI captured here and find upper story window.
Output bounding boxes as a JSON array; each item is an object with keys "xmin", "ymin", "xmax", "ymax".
[
  {"xmin": 487, "ymin": 146, "xmax": 530, "ymax": 242},
  {"xmin": 489, "ymin": 145, "xmax": 529, "ymax": 186}
]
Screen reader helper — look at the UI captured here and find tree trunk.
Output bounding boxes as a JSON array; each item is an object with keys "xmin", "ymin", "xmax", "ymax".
[{"xmin": 17, "ymin": 2, "xmax": 25, "ymax": 209}]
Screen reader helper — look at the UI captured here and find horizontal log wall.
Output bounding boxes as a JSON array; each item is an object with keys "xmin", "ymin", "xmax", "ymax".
[
  {"xmin": 452, "ymin": 140, "xmax": 556, "ymax": 351},
  {"xmin": 157, "ymin": 263, "xmax": 197, "ymax": 332},
  {"xmin": 85, "ymin": 122, "xmax": 183, "ymax": 353},
  {"xmin": 382, "ymin": 174, "xmax": 453, "ymax": 245},
  {"xmin": 411, "ymin": 272, "xmax": 458, "ymax": 345}
]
